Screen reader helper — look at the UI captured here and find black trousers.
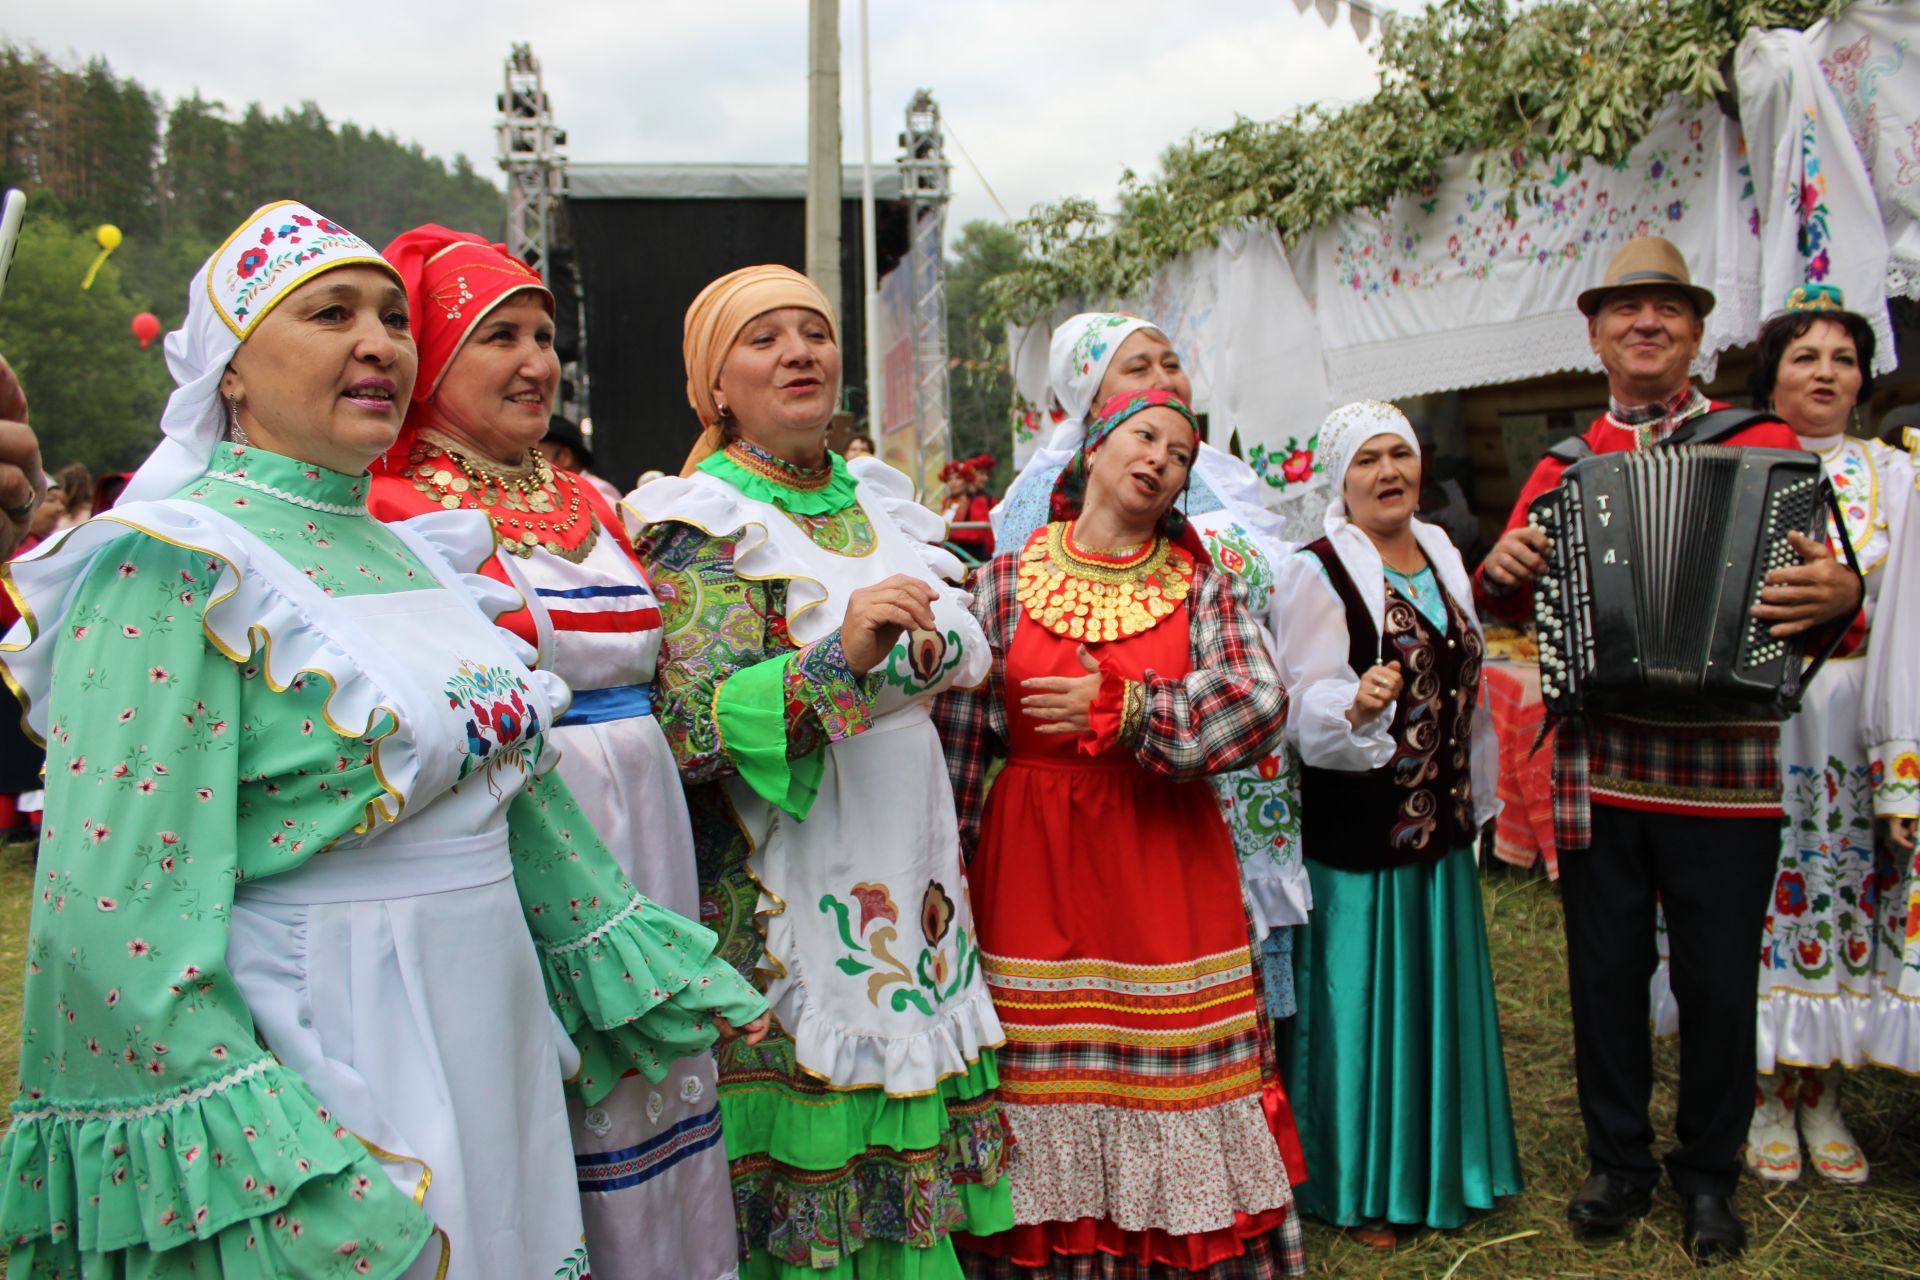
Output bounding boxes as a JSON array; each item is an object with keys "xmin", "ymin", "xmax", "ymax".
[{"xmin": 1557, "ymin": 803, "xmax": 1777, "ymax": 1197}]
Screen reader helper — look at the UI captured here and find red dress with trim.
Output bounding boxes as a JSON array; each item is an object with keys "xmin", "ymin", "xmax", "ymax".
[{"xmin": 957, "ymin": 530, "xmax": 1304, "ymax": 1277}]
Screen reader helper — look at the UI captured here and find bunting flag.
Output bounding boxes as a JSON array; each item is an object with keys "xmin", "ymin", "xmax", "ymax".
[{"xmin": 1292, "ymin": 0, "xmax": 1386, "ymax": 42}]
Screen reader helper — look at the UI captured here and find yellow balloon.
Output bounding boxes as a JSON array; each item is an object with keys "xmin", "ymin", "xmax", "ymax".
[{"xmin": 97, "ymin": 224, "xmax": 123, "ymax": 250}]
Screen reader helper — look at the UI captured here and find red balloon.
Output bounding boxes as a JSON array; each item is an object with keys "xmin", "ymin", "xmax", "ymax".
[{"xmin": 131, "ymin": 311, "xmax": 161, "ymax": 350}]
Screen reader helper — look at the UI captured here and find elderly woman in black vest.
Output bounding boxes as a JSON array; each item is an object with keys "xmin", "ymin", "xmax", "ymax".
[{"xmin": 1273, "ymin": 401, "xmax": 1521, "ymax": 1248}]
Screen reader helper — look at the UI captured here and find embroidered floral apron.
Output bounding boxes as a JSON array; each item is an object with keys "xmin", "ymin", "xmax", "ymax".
[
  {"xmin": 191, "ymin": 510, "xmax": 589, "ymax": 1280},
  {"xmin": 689, "ymin": 471, "xmax": 1001, "ymax": 1091}
]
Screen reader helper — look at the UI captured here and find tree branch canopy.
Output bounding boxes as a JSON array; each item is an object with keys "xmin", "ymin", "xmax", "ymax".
[{"xmin": 986, "ymin": 0, "xmax": 1848, "ymax": 321}]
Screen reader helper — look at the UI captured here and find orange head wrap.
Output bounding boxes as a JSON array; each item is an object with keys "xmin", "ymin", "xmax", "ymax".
[
  {"xmin": 377, "ymin": 224, "xmax": 551, "ymax": 470},
  {"xmin": 680, "ymin": 265, "xmax": 838, "ymax": 476}
]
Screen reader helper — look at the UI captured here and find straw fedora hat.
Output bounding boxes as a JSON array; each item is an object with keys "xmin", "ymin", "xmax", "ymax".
[{"xmin": 1576, "ymin": 235, "xmax": 1716, "ymax": 318}]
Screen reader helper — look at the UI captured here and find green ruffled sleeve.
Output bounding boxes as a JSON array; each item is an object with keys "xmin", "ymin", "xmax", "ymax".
[
  {"xmin": 644, "ymin": 520, "xmax": 875, "ymax": 820},
  {"xmin": 506, "ymin": 769, "xmax": 769, "ymax": 1105},
  {"xmin": 2, "ymin": 533, "xmax": 433, "ymax": 1280}
]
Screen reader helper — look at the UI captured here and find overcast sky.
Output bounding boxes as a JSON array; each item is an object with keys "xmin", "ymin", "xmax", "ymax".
[{"xmin": 6, "ymin": 0, "xmax": 1401, "ymax": 236}]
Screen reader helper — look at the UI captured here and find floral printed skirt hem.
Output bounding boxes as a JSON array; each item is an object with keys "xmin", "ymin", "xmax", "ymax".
[
  {"xmin": 722, "ymin": 1038, "xmax": 1013, "ymax": 1272},
  {"xmin": 1754, "ymin": 666, "xmax": 1878, "ymax": 1067}
]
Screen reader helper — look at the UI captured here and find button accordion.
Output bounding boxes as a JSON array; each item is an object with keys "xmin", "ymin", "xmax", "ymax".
[{"xmin": 1526, "ymin": 443, "xmax": 1848, "ymax": 719}]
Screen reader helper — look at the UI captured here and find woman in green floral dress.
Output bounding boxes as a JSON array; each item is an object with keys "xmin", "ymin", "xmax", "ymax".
[
  {"xmin": 625, "ymin": 264, "xmax": 1012, "ymax": 1278},
  {"xmin": 0, "ymin": 202, "xmax": 768, "ymax": 1280}
]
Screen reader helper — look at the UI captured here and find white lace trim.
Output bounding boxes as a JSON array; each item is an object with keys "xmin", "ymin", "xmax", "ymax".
[
  {"xmin": 544, "ymin": 892, "xmax": 646, "ymax": 956},
  {"xmin": 207, "ymin": 471, "xmax": 369, "ymax": 517},
  {"xmin": 12, "ymin": 1055, "xmax": 275, "ymax": 1125},
  {"xmin": 1888, "ymin": 260, "xmax": 1920, "ymax": 301}
]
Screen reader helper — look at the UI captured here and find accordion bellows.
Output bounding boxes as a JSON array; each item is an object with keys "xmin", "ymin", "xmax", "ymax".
[{"xmin": 1529, "ymin": 445, "xmax": 1830, "ymax": 720}]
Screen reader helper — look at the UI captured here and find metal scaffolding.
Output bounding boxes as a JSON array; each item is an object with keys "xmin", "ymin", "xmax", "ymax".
[
  {"xmin": 496, "ymin": 44, "xmax": 566, "ymax": 273},
  {"xmin": 899, "ymin": 89, "xmax": 953, "ymax": 479}
]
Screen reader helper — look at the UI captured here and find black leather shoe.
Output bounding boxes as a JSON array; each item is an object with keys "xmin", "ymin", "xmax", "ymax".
[
  {"xmin": 1566, "ymin": 1171, "xmax": 1654, "ymax": 1236},
  {"xmin": 1681, "ymin": 1194, "xmax": 1747, "ymax": 1265}
]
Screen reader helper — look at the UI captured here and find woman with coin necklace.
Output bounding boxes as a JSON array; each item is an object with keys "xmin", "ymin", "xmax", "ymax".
[
  {"xmin": 935, "ymin": 388, "xmax": 1309, "ymax": 1279},
  {"xmin": 368, "ymin": 225, "xmax": 763, "ymax": 1280}
]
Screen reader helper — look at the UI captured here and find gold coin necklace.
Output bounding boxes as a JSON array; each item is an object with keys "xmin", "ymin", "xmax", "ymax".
[
  {"xmin": 1015, "ymin": 520, "xmax": 1194, "ymax": 643},
  {"xmin": 402, "ymin": 428, "xmax": 598, "ymax": 562}
]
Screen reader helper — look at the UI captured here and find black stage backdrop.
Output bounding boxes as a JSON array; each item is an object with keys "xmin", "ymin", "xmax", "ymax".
[{"xmin": 567, "ymin": 194, "xmax": 910, "ymax": 488}]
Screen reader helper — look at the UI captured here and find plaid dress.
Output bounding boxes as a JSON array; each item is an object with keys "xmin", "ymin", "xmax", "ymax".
[{"xmin": 934, "ymin": 527, "xmax": 1306, "ymax": 1279}]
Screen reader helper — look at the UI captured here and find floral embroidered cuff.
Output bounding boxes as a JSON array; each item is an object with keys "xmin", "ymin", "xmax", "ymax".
[
  {"xmin": 1871, "ymin": 742, "xmax": 1919, "ymax": 819},
  {"xmin": 792, "ymin": 631, "xmax": 877, "ymax": 744},
  {"xmin": 1080, "ymin": 650, "xmax": 1147, "ymax": 757}
]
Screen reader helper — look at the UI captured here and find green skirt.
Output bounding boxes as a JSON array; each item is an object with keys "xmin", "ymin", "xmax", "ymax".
[
  {"xmin": 724, "ymin": 1037, "xmax": 1014, "ymax": 1280},
  {"xmin": 1288, "ymin": 846, "xmax": 1523, "ymax": 1229}
]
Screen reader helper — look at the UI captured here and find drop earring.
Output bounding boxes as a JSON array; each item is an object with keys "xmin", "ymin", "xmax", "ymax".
[{"xmin": 226, "ymin": 395, "xmax": 250, "ymax": 447}]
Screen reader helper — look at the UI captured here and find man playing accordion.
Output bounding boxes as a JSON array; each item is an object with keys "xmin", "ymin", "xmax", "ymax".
[{"xmin": 1474, "ymin": 236, "xmax": 1863, "ymax": 1265}]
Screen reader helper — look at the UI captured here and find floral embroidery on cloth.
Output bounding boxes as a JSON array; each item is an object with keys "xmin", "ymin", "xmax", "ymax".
[
  {"xmin": 820, "ymin": 880, "xmax": 982, "ymax": 1014},
  {"xmin": 1246, "ymin": 434, "xmax": 1321, "ymax": 492},
  {"xmin": 445, "ymin": 659, "xmax": 546, "ymax": 779},
  {"xmin": 217, "ymin": 205, "xmax": 374, "ymax": 336}
]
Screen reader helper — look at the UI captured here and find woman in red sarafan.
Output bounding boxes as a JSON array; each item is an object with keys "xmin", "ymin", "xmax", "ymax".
[{"xmin": 935, "ymin": 389, "xmax": 1307, "ymax": 1279}]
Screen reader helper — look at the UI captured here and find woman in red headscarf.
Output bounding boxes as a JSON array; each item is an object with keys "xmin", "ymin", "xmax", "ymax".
[
  {"xmin": 368, "ymin": 226, "xmax": 769, "ymax": 1280},
  {"xmin": 933, "ymin": 389, "xmax": 1308, "ymax": 1278},
  {"xmin": 941, "ymin": 453, "xmax": 996, "ymax": 562}
]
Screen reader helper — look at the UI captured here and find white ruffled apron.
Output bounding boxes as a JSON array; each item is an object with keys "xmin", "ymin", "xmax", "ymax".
[
  {"xmin": 501, "ymin": 537, "xmax": 740, "ymax": 1280},
  {"xmin": 203, "ymin": 513, "xmax": 588, "ymax": 1280},
  {"xmin": 644, "ymin": 463, "xmax": 1002, "ymax": 1093}
]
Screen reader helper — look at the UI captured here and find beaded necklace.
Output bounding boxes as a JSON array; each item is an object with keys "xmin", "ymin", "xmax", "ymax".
[
  {"xmin": 400, "ymin": 428, "xmax": 598, "ymax": 562},
  {"xmin": 1016, "ymin": 520, "xmax": 1194, "ymax": 643},
  {"xmin": 722, "ymin": 440, "xmax": 833, "ymax": 492}
]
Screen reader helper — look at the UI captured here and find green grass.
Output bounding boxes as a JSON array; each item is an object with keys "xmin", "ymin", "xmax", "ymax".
[
  {"xmin": 1297, "ymin": 861, "xmax": 1920, "ymax": 1279},
  {"xmin": 0, "ymin": 843, "xmax": 1914, "ymax": 1275}
]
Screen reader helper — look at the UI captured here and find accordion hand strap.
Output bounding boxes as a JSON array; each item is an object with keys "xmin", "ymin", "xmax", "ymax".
[{"xmin": 1794, "ymin": 476, "xmax": 1866, "ymax": 704}]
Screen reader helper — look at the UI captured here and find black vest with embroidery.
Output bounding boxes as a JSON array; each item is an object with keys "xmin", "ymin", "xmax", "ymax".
[{"xmin": 1298, "ymin": 537, "xmax": 1483, "ymax": 870}]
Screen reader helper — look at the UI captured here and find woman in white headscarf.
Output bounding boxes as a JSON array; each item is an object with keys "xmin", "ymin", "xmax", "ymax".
[
  {"xmin": 0, "ymin": 202, "xmax": 767, "ymax": 1280},
  {"xmin": 1272, "ymin": 401, "xmax": 1520, "ymax": 1248}
]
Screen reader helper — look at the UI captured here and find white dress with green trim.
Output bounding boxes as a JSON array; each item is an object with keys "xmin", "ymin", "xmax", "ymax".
[{"xmin": 0, "ymin": 445, "xmax": 767, "ymax": 1280}]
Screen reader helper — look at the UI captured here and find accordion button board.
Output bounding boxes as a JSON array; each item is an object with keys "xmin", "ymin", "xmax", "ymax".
[{"xmin": 1526, "ymin": 444, "xmax": 1831, "ymax": 720}]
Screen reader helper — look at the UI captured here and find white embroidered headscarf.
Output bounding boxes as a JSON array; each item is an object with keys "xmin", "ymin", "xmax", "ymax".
[
  {"xmin": 120, "ymin": 200, "xmax": 396, "ymax": 504},
  {"xmin": 1319, "ymin": 400, "xmax": 1422, "ymax": 531},
  {"xmin": 1315, "ymin": 400, "xmax": 1480, "ymax": 640},
  {"xmin": 990, "ymin": 312, "xmax": 1168, "ymax": 545},
  {"xmin": 1043, "ymin": 312, "xmax": 1165, "ymax": 451}
]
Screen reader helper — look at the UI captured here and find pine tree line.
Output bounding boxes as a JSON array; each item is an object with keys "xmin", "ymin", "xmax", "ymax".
[{"xmin": 0, "ymin": 44, "xmax": 505, "ymax": 472}]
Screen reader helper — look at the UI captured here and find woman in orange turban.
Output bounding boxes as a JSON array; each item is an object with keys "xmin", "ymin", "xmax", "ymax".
[{"xmin": 626, "ymin": 265, "xmax": 1014, "ymax": 1278}]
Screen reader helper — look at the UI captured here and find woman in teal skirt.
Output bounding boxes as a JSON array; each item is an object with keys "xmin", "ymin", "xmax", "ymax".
[{"xmin": 1272, "ymin": 401, "xmax": 1522, "ymax": 1248}]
